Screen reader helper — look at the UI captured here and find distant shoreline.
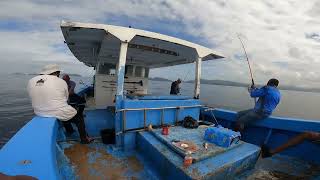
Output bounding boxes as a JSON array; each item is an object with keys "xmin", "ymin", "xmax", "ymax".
[
  {"xmin": 10, "ymin": 74, "xmax": 320, "ymax": 93},
  {"xmin": 149, "ymin": 77, "xmax": 320, "ymax": 93}
]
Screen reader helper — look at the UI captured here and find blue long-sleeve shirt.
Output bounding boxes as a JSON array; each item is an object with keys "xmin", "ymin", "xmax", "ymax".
[{"xmin": 250, "ymin": 86, "xmax": 281, "ymax": 116}]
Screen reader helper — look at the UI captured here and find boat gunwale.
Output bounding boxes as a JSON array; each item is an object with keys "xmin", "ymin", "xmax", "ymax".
[{"xmin": 204, "ymin": 108, "xmax": 320, "ymax": 133}]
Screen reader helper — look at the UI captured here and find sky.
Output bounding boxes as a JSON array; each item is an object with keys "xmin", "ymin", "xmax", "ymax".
[{"xmin": 0, "ymin": 0, "xmax": 319, "ymax": 87}]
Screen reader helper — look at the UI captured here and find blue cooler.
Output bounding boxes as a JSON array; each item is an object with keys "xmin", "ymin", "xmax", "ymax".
[{"xmin": 204, "ymin": 126, "xmax": 241, "ymax": 148}]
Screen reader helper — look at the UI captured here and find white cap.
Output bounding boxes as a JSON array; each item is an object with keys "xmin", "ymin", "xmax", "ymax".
[{"xmin": 40, "ymin": 64, "xmax": 61, "ymax": 75}]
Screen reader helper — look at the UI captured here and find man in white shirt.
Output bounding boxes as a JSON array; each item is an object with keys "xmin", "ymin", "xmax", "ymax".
[{"xmin": 28, "ymin": 64, "xmax": 91, "ymax": 143}]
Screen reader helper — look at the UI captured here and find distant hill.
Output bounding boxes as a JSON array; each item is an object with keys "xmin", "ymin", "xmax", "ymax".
[
  {"xmin": 150, "ymin": 77, "xmax": 320, "ymax": 93},
  {"xmin": 149, "ymin": 77, "xmax": 171, "ymax": 82},
  {"xmin": 185, "ymin": 79, "xmax": 320, "ymax": 93},
  {"xmin": 279, "ymin": 85, "xmax": 320, "ymax": 93},
  {"xmin": 12, "ymin": 72, "xmax": 28, "ymax": 75}
]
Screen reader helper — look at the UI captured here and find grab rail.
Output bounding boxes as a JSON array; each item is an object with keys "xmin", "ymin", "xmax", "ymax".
[
  {"xmin": 116, "ymin": 105, "xmax": 203, "ymax": 112},
  {"xmin": 117, "ymin": 105, "xmax": 203, "ymax": 132}
]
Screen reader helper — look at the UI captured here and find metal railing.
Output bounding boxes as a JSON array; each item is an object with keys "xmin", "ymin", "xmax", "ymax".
[{"xmin": 117, "ymin": 105, "xmax": 203, "ymax": 132}]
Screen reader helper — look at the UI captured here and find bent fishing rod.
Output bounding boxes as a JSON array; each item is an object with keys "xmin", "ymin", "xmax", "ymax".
[
  {"xmin": 237, "ymin": 34, "xmax": 258, "ymax": 104},
  {"xmin": 237, "ymin": 34, "xmax": 255, "ymax": 87}
]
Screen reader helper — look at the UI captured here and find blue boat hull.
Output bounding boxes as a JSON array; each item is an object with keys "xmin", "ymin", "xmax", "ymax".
[{"xmin": 0, "ymin": 103, "xmax": 320, "ymax": 179}]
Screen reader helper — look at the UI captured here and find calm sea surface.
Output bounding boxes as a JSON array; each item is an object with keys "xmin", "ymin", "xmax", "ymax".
[{"xmin": 1, "ymin": 74, "xmax": 320, "ymax": 147}]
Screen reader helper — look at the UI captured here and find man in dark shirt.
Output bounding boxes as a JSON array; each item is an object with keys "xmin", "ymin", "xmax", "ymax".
[
  {"xmin": 62, "ymin": 74, "xmax": 85, "ymax": 103},
  {"xmin": 62, "ymin": 74, "xmax": 76, "ymax": 95},
  {"xmin": 62, "ymin": 74, "xmax": 91, "ymax": 143},
  {"xmin": 170, "ymin": 78, "xmax": 182, "ymax": 95},
  {"xmin": 234, "ymin": 78, "xmax": 281, "ymax": 131}
]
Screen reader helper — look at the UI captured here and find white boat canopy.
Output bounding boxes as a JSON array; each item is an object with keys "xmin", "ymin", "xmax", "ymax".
[{"xmin": 61, "ymin": 21, "xmax": 224, "ymax": 68}]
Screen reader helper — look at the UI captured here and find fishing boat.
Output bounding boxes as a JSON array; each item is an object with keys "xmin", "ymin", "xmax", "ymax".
[{"xmin": 0, "ymin": 21, "xmax": 319, "ymax": 179}]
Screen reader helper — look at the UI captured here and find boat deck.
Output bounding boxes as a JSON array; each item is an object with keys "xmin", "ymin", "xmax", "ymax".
[
  {"xmin": 58, "ymin": 141, "xmax": 156, "ymax": 180},
  {"xmin": 58, "ymin": 139, "xmax": 320, "ymax": 180}
]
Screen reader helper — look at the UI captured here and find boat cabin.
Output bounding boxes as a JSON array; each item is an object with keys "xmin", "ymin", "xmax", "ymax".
[
  {"xmin": 61, "ymin": 21, "xmax": 224, "ymax": 148},
  {"xmin": 62, "ymin": 21, "xmax": 222, "ymax": 108}
]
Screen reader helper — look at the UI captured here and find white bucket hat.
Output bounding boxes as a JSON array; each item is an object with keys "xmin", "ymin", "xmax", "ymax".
[{"xmin": 40, "ymin": 64, "xmax": 61, "ymax": 75}]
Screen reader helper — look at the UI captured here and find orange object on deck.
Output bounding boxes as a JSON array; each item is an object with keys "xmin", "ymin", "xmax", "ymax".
[
  {"xmin": 183, "ymin": 152, "xmax": 193, "ymax": 167},
  {"xmin": 162, "ymin": 126, "xmax": 169, "ymax": 135}
]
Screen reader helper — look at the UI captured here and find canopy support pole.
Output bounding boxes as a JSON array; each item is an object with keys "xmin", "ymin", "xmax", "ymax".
[
  {"xmin": 116, "ymin": 42, "xmax": 128, "ymax": 97},
  {"xmin": 194, "ymin": 57, "xmax": 202, "ymax": 99},
  {"xmin": 115, "ymin": 41, "xmax": 128, "ymax": 147}
]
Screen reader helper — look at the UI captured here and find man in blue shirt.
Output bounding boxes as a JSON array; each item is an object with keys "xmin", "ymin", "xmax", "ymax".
[{"xmin": 234, "ymin": 78, "xmax": 281, "ymax": 132}]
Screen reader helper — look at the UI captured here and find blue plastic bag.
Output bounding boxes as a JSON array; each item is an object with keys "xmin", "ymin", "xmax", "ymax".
[{"xmin": 204, "ymin": 126, "xmax": 241, "ymax": 148}]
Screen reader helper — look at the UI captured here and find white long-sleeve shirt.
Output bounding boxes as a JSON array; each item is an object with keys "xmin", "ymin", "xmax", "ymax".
[{"xmin": 27, "ymin": 75, "xmax": 77, "ymax": 121}]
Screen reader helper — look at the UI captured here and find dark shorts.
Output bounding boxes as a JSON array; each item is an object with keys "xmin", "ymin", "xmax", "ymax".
[
  {"xmin": 63, "ymin": 94, "xmax": 87, "ymax": 137},
  {"xmin": 236, "ymin": 109, "xmax": 268, "ymax": 126},
  {"xmin": 69, "ymin": 94, "xmax": 86, "ymax": 105}
]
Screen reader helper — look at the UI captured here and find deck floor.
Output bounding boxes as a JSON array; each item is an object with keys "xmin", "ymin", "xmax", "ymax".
[
  {"xmin": 58, "ymin": 137, "xmax": 320, "ymax": 179},
  {"xmin": 59, "ymin": 141, "xmax": 154, "ymax": 180}
]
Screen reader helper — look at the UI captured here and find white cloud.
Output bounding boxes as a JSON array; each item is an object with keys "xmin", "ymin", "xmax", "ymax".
[{"xmin": 0, "ymin": 0, "xmax": 319, "ymax": 86}]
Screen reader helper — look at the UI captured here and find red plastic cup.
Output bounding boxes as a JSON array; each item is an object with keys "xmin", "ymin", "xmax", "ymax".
[
  {"xmin": 162, "ymin": 126, "xmax": 169, "ymax": 135},
  {"xmin": 184, "ymin": 155, "xmax": 193, "ymax": 167}
]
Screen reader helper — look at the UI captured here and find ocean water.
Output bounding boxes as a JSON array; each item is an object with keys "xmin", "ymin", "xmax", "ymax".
[{"xmin": 1, "ymin": 74, "xmax": 320, "ymax": 147}]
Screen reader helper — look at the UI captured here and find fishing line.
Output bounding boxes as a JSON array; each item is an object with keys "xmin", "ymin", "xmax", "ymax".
[
  {"xmin": 181, "ymin": 62, "xmax": 195, "ymax": 82},
  {"xmin": 209, "ymin": 110, "xmax": 219, "ymax": 127},
  {"xmin": 203, "ymin": 106, "xmax": 220, "ymax": 127}
]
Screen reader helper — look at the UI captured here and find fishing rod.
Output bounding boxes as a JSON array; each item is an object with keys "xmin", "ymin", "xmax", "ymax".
[
  {"xmin": 237, "ymin": 34, "xmax": 255, "ymax": 87},
  {"xmin": 237, "ymin": 34, "xmax": 257, "ymax": 105}
]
